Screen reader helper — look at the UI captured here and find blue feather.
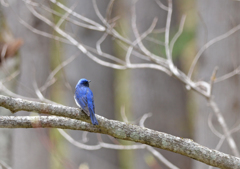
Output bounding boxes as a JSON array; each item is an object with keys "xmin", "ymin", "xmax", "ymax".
[{"xmin": 74, "ymin": 78, "xmax": 99, "ymax": 125}]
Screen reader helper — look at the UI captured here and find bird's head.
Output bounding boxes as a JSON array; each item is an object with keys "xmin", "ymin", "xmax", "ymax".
[{"xmin": 77, "ymin": 78, "xmax": 91, "ymax": 87}]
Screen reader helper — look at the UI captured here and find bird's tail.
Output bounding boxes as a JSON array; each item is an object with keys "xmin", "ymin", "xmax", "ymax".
[{"xmin": 90, "ymin": 113, "xmax": 99, "ymax": 125}]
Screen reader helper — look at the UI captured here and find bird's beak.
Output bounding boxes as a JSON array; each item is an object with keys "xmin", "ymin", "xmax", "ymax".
[{"xmin": 88, "ymin": 80, "xmax": 91, "ymax": 83}]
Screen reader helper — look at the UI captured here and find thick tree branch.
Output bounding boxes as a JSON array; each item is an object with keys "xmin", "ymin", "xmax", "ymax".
[
  {"xmin": 0, "ymin": 116, "xmax": 100, "ymax": 132},
  {"xmin": 0, "ymin": 95, "xmax": 239, "ymax": 169}
]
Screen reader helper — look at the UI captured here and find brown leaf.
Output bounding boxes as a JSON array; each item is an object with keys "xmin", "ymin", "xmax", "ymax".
[{"xmin": 0, "ymin": 38, "xmax": 23, "ymax": 63}]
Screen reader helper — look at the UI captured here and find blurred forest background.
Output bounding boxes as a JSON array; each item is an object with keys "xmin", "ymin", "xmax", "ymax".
[{"xmin": 0, "ymin": 0, "xmax": 240, "ymax": 169}]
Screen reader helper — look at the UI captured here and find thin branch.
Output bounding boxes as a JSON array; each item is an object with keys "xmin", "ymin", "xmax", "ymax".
[
  {"xmin": 139, "ymin": 113, "xmax": 178, "ymax": 169},
  {"xmin": 170, "ymin": 15, "xmax": 186, "ymax": 54},
  {"xmin": 130, "ymin": 1, "xmax": 168, "ymax": 67},
  {"xmin": 38, "ymin": 2, "xmax": 103, "ymax": 31},
  {"xmin": 188, "ymin": 23, "xmax": 240, "ymax": 79},
  {"xmin": 93, "ymin": 0, "xmax": 168, "ymax": 67},
  {"xmin": 127, "ymin": 14, "xmax": 171, "ymax": 74},
  {"xmin": 139, "ymin": 113, "xmax": 152, "ymax": 128},
  {"xmin": 215, "ymin": 137, "xmax": 226, "ymax": 151},
  {"xmin": 23, "ymin": 0, "xmax": 104, "ymax": 31},
  {"xmin": 25, "ymin": 4, "xmax": 126, "ymax": 70},
  {"xmin": 32, "ymin": 78, "xmax": 58, "ymax": 105},
  {"xmin": 208, "ymin": 112, "xmax": 223, "ymax": 138},
  {"xmin": 0, "ymin": 95, "xmax": 240, "ymax": 168},
  {"xmin": 209, "ymin": 67, "xmax": 218, "ymax": 97},
  {"xmin": 19, "ymin": 18, "xmax": 125, "ymax": 65},
  {"xmin": 154, "ymin": 0, "xmax": 169, "ymax": 11},
  {"xmin": 105, "ymin": 0, "xmax": 115, "ymax": 21},
  {"xmin": 55, "ymin": 2, "xmax": 78, "ymax": 28},
  {"xmin": 0, "ymin": 0, "xmax": 9, "ymax": 7},
  {"xmin": 120, "ymin": 105, "xmax": 128, "ymax": 123},
  {"xmin": 99, "ymin": 142, "xmax": 145, "ymax": 150},
  {"xmin": 0, "ymin": 160, "xmax": 11, "ymax": 169},
  {"xmin": 230, "ymin": 121, "xmax": 240, "ymax": 134},
  {"xmin": 82, "ymin": 131, "xmax": 89, "ymax": 143},
  {"xmin": 152, "ymin": 28, "xmax": 166, "ymax": 34},
  {"xmin": 40, "ymin": 53, "xmax": 78, "ymax": 92},
  {"xmin": 145, "ymin": 36, "xmax": 165, "ymax": 46},
  {"xmin": 208, "ymin": 98, "xmax": 240, "ymax": 157},
  {"xmin": 165, "ymin": 0, "xmax": 173, "ymax": 62},
  {"xmin": 146, "ymin": 146, "xmax": 179, "ymax": 169},
  {"xmin": 1, "ymin": 70, "xmax": 20, "ymax": 84},
  {"xmin": 214, "ymin": 66, "xmax": 240, "ymax": 83},
  {"xmin": 116, "ymin": 40, "xmax": 151, "ymax": 61},
  {"xmin": 57, "ymin": 129, "xmax": 102, "ymax": 150},
  {"xmin": 127, "ymin": 63, "xmax": 172, "ymax": 75},
  {"xmin": 0, "ymin": 82, "xmax": 39, "ymax": 102},
  {"xmin": 96, "ymin": 33, "xmax": 108, "ymax": 55},
  {"xmin": 49, "ymin": 0, "xmax": 105, "ymax": 31},
  {"xmin": 19, "ymin": 19, "xmax": 71, "ymax": 44}
]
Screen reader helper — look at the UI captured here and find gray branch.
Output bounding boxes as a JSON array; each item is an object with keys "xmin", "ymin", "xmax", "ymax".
[
  {"xmin": 0, "ymin": 116, "xmax": 100, "ymax": 132},
  {"xmin": 0, "ymin": 95, "xmax": 239, "ymax": 169}
]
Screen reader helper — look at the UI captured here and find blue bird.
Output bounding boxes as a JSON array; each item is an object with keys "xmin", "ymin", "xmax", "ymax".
[{"xmin": 74, "ymin": 78, "xmax": 99, "ymax": 125}]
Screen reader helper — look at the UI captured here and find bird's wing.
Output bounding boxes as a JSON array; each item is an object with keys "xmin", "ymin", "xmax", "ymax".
[
  {"xmin": 74, "ymin": 88, "xmax": 90, "ymax": 116},
  {"xmin": 86, "ymin": 88, "xmax": 95, "ymax": 116}
]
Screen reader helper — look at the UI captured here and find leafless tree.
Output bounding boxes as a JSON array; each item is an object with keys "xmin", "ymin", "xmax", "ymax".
[{"xmin": 1, "ymin": 0, "xmax": 240, "ymax": 168}]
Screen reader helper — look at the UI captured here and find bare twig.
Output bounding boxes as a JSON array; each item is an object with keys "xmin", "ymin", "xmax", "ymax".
[
  {"xmin": 25, "ymin": 3, "xmax": 126, "ymax": 69},
  {"xmin": 188, "ymin": 23, "xmax": 240, "ymax": 79},
  {"xmin": 120, "ymin": 105, "xmax": 128, "ymax": 123},
  {"xmin": 207, "ymin": 112, "xmax": 223, "ymax": 138},
  {"xmin": 209, "ymin": 67, "xmax": 218, "ymax": 97},
  {"xmin": 170, "ymin": 15, "xmax": 186, "ymax": 53},
  {"xmin": 58, "ymin": 129, "xmax": 101, "ymax": 150},
  {"xmin": 40, "ymin": 53, "xmax": 78, "ymax": 92},
  {"xmin": 19, "ymin": 19, "xmax": 71, "ymax": 44},
  {"xmin": 214, "ymin": 66, "xmax": 240, "ymax": 83},
  {"xmin": 154, "ymin": 0, "xmax": 169, "ymax": 11},
  {"xmin": 0, "ymin": 82, "xmax": 39, "ymax": 102},
  {"xmin": 146, "ymin": 146, "xmax": 179, "ymax": 169},
  {"xmin": 49, "ymin": 0, "xmax": 105, "ymax": 31},
  {"xmin": 5, "ymin": 0, "xmax": 240, "ymax": 164},
  {"xmin": 208, "ymin": 99, "xmax": 240, "ymax": 157},
  {"xmin": 1, "ymin": 0, "xmax": 9, "ymax": 7},
  {"xmin": 19, "ymin": 18, "xmax": 125, "ymax": 65},
  {"xmin": 55, "ymin": 2, "xmax": 78, "ymax": 28},
  {"xmin": 96, "ymin": 33, "xmax": 108, "ymax": 55},
  {"xmin": 130, "ymin": 1, "xmax": 168, "ymax": 67},
  {"xmin": 139, "ymin": 113, "xmax": 152, "ymax": 128},
  {"xmin": 105, "ymin": 0, "xmax": 115, "ymax": 21},
  {"xmin": 1, "ymin": 70, "xmax": 19, "ymax": 84},
  {"xmin": 165, "ymin": 0, "xmax": 173, "ymax": 62},
  {"xmin": 93, "ymin": 0, "xmax": 168, "ymax": 67},
  {"xmin": 0, "ymin": 160, "xmax": 11, "ymax": 169},
  {"xmin": 139, "ymin": 113, "xmax": 178, "ymax": 169},
  {"xmin": 145, "ymin": 36, "xmax": 165, "ymax": 46}
]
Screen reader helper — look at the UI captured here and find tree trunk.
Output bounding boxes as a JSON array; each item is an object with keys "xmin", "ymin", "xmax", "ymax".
[
  {"xmin": 128, "ymin": 1, "xmax": 192, "ymax": 168},
  {"xmin": 64, "ymin": 0, "xmax": 118, "ymax": 168},
  {"xmin": 3, "ymin": 1, "xmax": 51, "ymax": 168}
]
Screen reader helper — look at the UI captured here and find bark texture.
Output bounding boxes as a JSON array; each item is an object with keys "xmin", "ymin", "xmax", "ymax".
[{"xmin": 0, "ymin": 95, "xmax": 239, "ymax": 169}]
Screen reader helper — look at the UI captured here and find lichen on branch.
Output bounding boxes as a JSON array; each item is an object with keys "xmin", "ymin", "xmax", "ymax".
[{"xmin": 0, "ymin": 95, "xmax": 239, "ymax": 169}]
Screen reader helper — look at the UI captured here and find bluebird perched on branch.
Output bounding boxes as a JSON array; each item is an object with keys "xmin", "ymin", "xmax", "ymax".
[{"xmin": 74, "ymin": 78, "xmax": 99, "ymax": 125}]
